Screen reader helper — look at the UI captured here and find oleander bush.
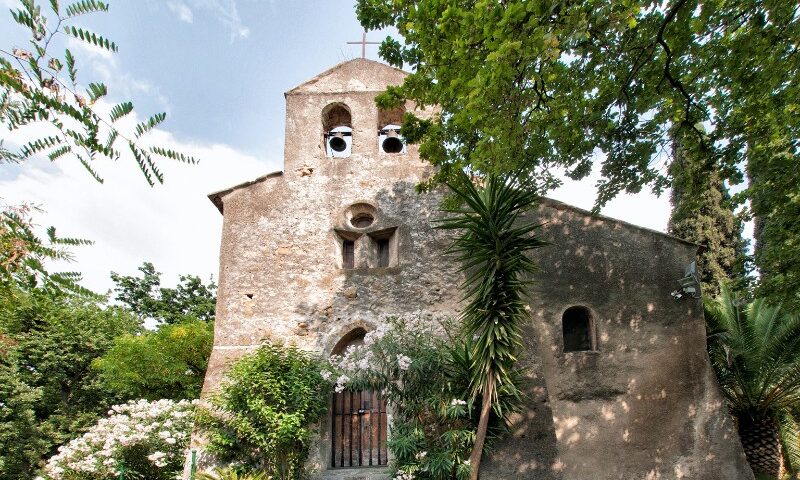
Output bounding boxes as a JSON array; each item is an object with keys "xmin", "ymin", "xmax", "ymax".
[{"xmin": 41, "ymin": 398, "xmax": 195, "ymax": 480}]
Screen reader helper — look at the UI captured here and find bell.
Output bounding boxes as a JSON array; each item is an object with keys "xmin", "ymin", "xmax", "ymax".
[
  {"xmin": 381, "ymin": 129, "xmax": 403, "ymax": 153},
  {"xmin": 328, "ymin": 132, "xmax": 347, "ymax": 153}
]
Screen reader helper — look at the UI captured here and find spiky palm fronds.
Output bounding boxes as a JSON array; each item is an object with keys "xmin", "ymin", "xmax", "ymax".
[
  {"xmin": 196, "ymin": 467, "xmax": 273, "ymax": 480},
  {"xmin": 437, "ymin": 172, "xmax": 546, "ymax": 479},
  {"xmin": 705, "ymin": 285, "xmax": 800, "ymax": 477}
]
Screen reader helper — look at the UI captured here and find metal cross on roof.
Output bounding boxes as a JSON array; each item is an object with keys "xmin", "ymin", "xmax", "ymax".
[{"xmin": 347, "ymin": 31, "xmax": 380, "ymax": 59}]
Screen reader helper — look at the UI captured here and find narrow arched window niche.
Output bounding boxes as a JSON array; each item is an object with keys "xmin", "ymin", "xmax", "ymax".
[
  {"xmin": 562, "ymin": 306, "xmax": 597, "ymax": 352},
  {"xmin": 329, "ymin": 328, "xmax": 388, "ymax": 469},
  {"xmin": 323, "ymin": 103, "xmax": 353, "ymax": 158}
]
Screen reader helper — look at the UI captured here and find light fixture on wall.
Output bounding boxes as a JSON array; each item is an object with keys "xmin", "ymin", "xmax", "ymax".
[{"xmin": 671, "ymin": 261, "xmax": 702, "ymax": 299}]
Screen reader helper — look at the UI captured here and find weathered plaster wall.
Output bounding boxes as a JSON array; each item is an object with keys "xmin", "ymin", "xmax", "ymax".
[
  {"xmin": 481, "ymin": 201, "xmax": 753, "ymax": 479},
  {"xmin": 193, "ymin": 59, "xmax": 752, "ymax": 480}
]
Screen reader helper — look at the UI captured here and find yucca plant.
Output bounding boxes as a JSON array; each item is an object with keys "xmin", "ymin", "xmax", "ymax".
[
  {"xmin": 705, "ymin": 285, "xmax": 800, "ymax": 478},
  {"xmin": 196, "ymin": 467, "xmax": 273, "ymax": 480},
  {"xmin": 437, "ymin": 172, "xmax": 546, "ymax": 480}
]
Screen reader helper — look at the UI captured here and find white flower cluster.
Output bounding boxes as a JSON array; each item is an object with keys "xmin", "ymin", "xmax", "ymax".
[
  {"xmin": 450, "ymin": 399, "xmax": 467, "ymax": 406},
  {"xmin": 42, "ymin": 399, "xmax": 196, "ymax": 479},
  {"xmin": 394, "ymin": 471, "xmax": 415, "ymax": 480}
]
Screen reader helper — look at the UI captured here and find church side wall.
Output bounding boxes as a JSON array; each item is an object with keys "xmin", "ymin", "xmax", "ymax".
[{"xmin": 481, "ymin": 203, "xmax": 752, "ymax": 480}]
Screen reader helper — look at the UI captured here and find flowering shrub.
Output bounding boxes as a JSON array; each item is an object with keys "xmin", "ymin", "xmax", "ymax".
[
  {"xmin": 41, "ymin": 399, "xmax": 195, "ymax": 480},
  {"xmin": 324, "ymin": 317, "xmax": 485, "ymax": 480},
  {"xmin": 196, "ymin": 342, "xmax": 330, "ymax": 479}
]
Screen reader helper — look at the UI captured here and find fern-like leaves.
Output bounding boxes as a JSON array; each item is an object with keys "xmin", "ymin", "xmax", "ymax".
[
  {"xmin": 63, "ymin": 26, "xmax": 118, "ymax": 52},
  {"xmin": 109, "ymin": 101, "xmax": 133, "ymax": 122},
  {"xmin": 134, "ymin": 112, "xmax": 166, "ymax": 138},
  {"xmin": 86, "ymin": 82, "xmax": 107, "ymax": 102},
  {"xmin": 65, "ymin": 0, "xmax": 109, "ymax": 18},
  {"xmin": 150, "ymin": 146, "xmax": 198, "ymax": 164}
]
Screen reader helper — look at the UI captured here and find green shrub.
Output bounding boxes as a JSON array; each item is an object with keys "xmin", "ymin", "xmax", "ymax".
[{"xmin": 197, "ymin": 343, "xmax": 330, "ymax": 479}]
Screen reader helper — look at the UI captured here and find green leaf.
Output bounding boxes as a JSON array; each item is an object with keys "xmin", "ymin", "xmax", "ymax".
[
  {"xmin": 47, "ymin": 145, "xmax": 72, "ymax": 161},
  {"xmin": 86, "ymin": 82, "xmax": 107, "ymax": 102},
  {"xmin": 63, "ymin": 26, "xmax": 118, "ymax": 52},
  {"xmin": 64, "ymin": 49, "xmax": 77, "ymax": 84},
  {"xmin": 19, "ymin": 136, "xmax": 62, "ymax": 158},
  {"xmin": 150, "ymin": 146, "xmax": 198, "ymax": 164},
  {"xmin": 134, "ymin": 112, "xmax": 166, "ymax": 138},
  {"xmin": 64, "ymin": 0, "xmax": 108, "ymax": 17},
  {"xmin": 108, "ymin": 101, "xmax": 133, "ymax": 122}
]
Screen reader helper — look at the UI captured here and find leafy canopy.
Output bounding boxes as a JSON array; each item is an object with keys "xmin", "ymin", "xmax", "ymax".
[
  {"xmin": 93, "ymin": 319, "xmax": 214, "ymax": 401},
  {"xmin": 110, "ymin": 261, "xmax": 217, "ymax": 324},
  {"xmin": 357, "ymin": 0, "xmax": 800, "ymax": 308}
]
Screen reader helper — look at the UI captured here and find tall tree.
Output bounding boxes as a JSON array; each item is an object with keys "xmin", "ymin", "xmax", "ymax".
[
  {"xmin": 356, "ymin": 0, "xmax": 800, "ymax": 308},
  {"xmin": 437, "ymin": 173, "xmax": 546, "ymax": 479},
  {"xmin": 705, "ymin": 286, "xmax": 800, "ymax": 478},
  {"xmin": 667, "ymin": 127, "xmax": 748, "ymax": 296},
  {"xmin": 110, "ymin": 261, "xmax": 217, "ymax": 324}
]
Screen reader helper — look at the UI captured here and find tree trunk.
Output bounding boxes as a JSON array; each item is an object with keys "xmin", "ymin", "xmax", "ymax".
[
  {"xmin": 738, "ymin": 414, "xmax": 785, "ymax": 478},
  {"xmin": 469, "ymin": 375, "xmax": 495, "ymax": 480}
]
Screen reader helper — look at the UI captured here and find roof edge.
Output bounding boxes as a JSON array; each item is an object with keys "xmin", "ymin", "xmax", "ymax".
[
  {"xmin": 207, "ymin": 170, "xmax": 284, "ymax": 214},
  {"xmin": 538, "ymin": 197, "xmax": 701, "ymax": 249},
  {"xmin": 284, "ymin": 58, "xmax": 409, "ymax": 96}
]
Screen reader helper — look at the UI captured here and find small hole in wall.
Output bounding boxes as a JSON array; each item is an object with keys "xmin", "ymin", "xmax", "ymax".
[{"xmin": 245, "ymin": 293, "xmax": 254, "ymax": 299}]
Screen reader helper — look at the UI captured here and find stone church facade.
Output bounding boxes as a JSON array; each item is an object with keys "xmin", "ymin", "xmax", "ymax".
[{"xmin": 194, "ymin": 59, "xmax": 753, "ymax": 479}]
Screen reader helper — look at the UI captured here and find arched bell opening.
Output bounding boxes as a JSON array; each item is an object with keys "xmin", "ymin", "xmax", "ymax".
[
  {"xmin": 323, "ymin": 103, "xmax": 353, "ymax": 158},
  {"xmin": 377, "ymin": 107, "xmax": 406, "ymax": 155}
]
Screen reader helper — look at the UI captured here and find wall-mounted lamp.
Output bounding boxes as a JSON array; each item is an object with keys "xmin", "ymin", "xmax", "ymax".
[{"xmin": 671, "ymin": 261, "xmax": 702, "ymax": 299}]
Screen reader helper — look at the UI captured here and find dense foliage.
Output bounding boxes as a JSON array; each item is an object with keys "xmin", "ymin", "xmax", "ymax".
[
  {"xmin": 436, "ymin": 173, "xmax": 545, "ymax": 478},
  {"xmin": 0, "ymin": 286, "xmax": 140, "ymax": 480},
  {"xmin": 42, "ymin": 399, "xmax": 195, "ymax": 480},
  {"xmin": 1, "ymin": 0, "xmax": 196, "ymax": 183},
  {"xmin": 705, "ymin": 286, "xmax": 800, "ymax": 478},
  {"xmin": 94, "ymin": 319, "xmax": 214, "ymax": 401},
  {"xmin": 356, "ymin": 0, "xmax": 800, "ymax": 309},
  {"xmin": 198, "ymin": 343, "xmax": 331, "ymax": 479},
  {"xmin": 667, "ymin": 129, "xmax": 748, "ymax": 296},
  {"xmin": 325, "ymin": 317, "xmax": 511, "ymax": 480},
  {"xmin": 111, "ymin": 262, "xmax": 217, "ymax": 324}
]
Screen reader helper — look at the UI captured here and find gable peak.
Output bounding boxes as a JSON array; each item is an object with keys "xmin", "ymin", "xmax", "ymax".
[{"xmin": 286, "ymin": 58, "xmax": 408, "ymax": 96}]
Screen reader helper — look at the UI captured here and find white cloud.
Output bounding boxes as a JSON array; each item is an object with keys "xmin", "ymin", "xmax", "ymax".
[
  {"xmin": 65, "ymin": 37, "xmax": 171, "ymax": 112},
  {"xmin": 187, "ymin": 0, "xmax": 249, "ymax": 41},
  {"xmin": 168, "ymin": 1, "xmax": 194, "ymax": 24},
  {"xmin": 1, "ymin": 109, "xmax": 278, "ymax": 294}
]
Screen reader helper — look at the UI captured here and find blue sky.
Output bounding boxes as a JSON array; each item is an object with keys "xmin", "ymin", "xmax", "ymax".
[{"xmin": 0, "ymin": 0, "xmax": 676, "ymax": 294}]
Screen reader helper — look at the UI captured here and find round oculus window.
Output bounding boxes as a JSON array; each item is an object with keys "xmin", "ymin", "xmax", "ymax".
[{"xmin": 351, "ymin": 213, "xmax": 374, "ymax": 228}]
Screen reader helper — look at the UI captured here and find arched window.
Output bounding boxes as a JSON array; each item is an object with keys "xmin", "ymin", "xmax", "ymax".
[
  {"xmin": 323, "ymin": 103, "xmax": 352, "ymax": 158},
  {"xmin": 330, "ymin": 329, "xmax": 388, "ymax": 468},
  {"xmin": 562, "ymin": 306, "xmax": 596, "ymax": 352}
]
